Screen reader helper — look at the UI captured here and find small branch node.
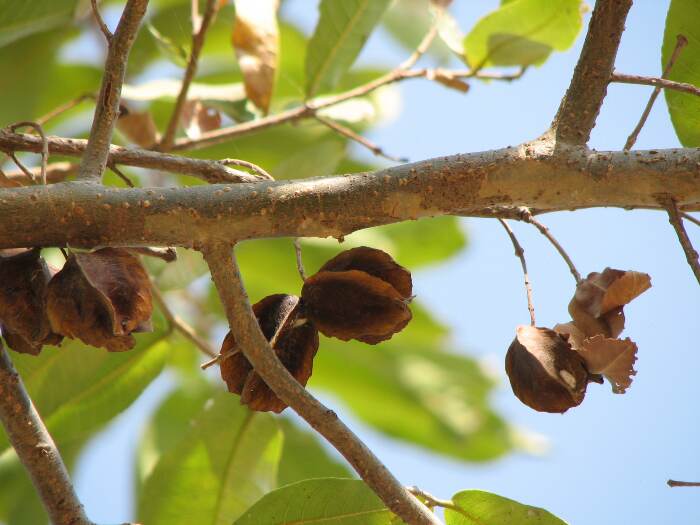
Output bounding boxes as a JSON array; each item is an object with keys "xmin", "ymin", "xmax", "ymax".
[{"xmin": 91, "ymin": 0, "xmax": 114, "ymax": 42}]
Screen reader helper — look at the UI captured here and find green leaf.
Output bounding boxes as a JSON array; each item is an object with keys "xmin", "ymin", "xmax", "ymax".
[
  {"xmin": 445, "ymin": 490, "xmax": 568, "ymax": 525},
  {"xmin": 277, "ymin": 419, "xmax": 352, "ymax": 486},
  {"xmin": 146, "ymin": 22, "xmax": 190, "ymax": 67},
  {"xmin": 0, "ymin": 0, "xmax": 79, "ymax": 47},
  {"xmin": 663, "ymin": 0, "xmax": 700, "ymax": 146},
  {"xmin": 271, "ymin": 139, "xmax": 347, "ymax": 180},
  {"xmin": 464, "ymin": 0, "xmax": 582, "ymax": 69},
  {"xmin": 139, "ymin": 391, "xmax": 282, "ymax": 525},
  {"xmin": 305, "ymin": 0, "xmax": 392, "ymax": 97},
  {"xmin": 2, "ymin": 330, "xmax": 169, "ymax": 453},
  {"xmin": 235, "ymin": 478, "xmax": 394, "ymax": 525}
]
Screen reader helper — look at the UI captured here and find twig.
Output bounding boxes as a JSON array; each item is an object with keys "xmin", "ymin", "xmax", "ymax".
[
  {"xmin": 550, "ymin": 0, "xmax": 632, "ymax": 145},
  {"xmin": 681, "ymin": 212, "xmax": 700, "ymax": 228},
  {"xmin": 0, "ymin": 342, "xmax": 95, "ymax": 525},
  {"xmin": 7, "ymin": 122, "xmax": 49, "ymax": 185},
  {"xmin": 293, "ymin": 238, "xmax": 307, "ymax": 281},
  {"xmin": 108, "ymin": 163, "xmax": 135, "ymax": 187},
  {"xmin": 498, "ymin": 219, "xmax": 535, "ymax": 326},
  {"xmin": 78, "ymin": 0, "xmax": 149, "ymax": 182},
  {"xmin": 315, "ymin": 115, "xmax": 408, "ymax": 163},
  {"xmin": 130, "ymin": 246, "xmax": 177, "ymax": 262},
  {"xmin": 151, "ymin": 282, "xmax": 217, "ymax": 357},
  {"xmin": 408, "ymin": 487, "xmax": 462, "ymax": 514},
  {"xmin": 201, "ymin": 243, "xmax": 442, "ymax": 525},
  {"xmin": 36, "ymin": 94, "xmax": 95, "ymax": 127},
  {"xmin": 6, "ymin": 153, "xmax": 35, "ymax": 184},
  {"xmin": 160, "ymin": 0, "xmax": 221, "ymax": 150},
  {"xmin": 518, "ymin": 207, "xmax": 581, "ymax": 284},
  {"xmin": 220, "ymin": 158, "xmax": 274, "ymax": 180},
  {"xmin": 668, "ymin": 479, "xmax": 700, "ymax": 487},
  {"xmin": 662, "ymin": 196, "xmax": 700, "ymax": 285},
  {"xmin": 1, "ymin": 131, "xmax": 265, "ymax": 184},
  {"xmin": 0, "ymin": 162, "xmax": 77, "ymax": 187},
  {"xmin": 91, "ymin": 0, "xmax": 114, "ymax": 41},
  {"xmin": 624, "ymin": 34, "xmax": 688, "ymax": 151},
  {"xmin": 610, "ymin": 73, "xmax": 700, "ymax": 98}
]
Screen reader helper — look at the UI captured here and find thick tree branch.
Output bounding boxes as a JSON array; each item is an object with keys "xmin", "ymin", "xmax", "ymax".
[
  {"xmin": 0, "ymin": 342, "xmax": 94, "ymax": 525},
  {"xmin": 201, "ymin": 243, "xmax": 442, "ymax": 525},
  {"xmin": 0, "ymin": 131, "xmax": 263, "ymax": 184},
  {"xmin": 1, "ymin": 145, "xmax": 699, "ymax": 249},
  {"xmin": 550, "ymin": 0, "xmax": 632, "ymax": 145},
  {"xmin": 78, "ymin": 0, "xmax": 149, "ymax": 182}
]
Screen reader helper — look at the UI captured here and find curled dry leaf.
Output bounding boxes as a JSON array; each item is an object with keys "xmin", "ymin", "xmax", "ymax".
[
  {"xmin": 46, "ymin": 248, "xmax": 153, "ymax": 352},
  {"xmin": 220, "ymin": 294, "xmax": 319, "ymax": 413},
  {"xmin": 180, "ymin": 100, "xmax": 222, "ymax": 139},
  {"xmin": 116, "ymin": 106, "xmax": 160, "ymax": 148},
  {"xmin": 569, "ymin": 268, "xmax": 651, "ymax": 338},
  {"xmin": 505, "ymin": 325, "xmax": 589, "ymax": 413},
  {"xmin": 575, "ymin": 335, "xmax": 637, "ymax": 394},
  {"xmin": 232, "ymin": 0, "xmax": 279, "ymax": 114},
  {"xmin": 0, "ymin": 249, "xmax": 62, "ymax": 355}
]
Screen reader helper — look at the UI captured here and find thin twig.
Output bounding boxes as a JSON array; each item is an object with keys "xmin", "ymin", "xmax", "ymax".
[
  {"xmin": 662, "ymin": 196, "xmax": 700, "ymax": 285},
  {"xmin": 624, "ymin": 34, "xmax": 688, "ymax": 151},
  {"xmin": 160, "ymin": 0, "xmax": 221, "ymax": 150},
  {"xmin": 201, "ymin": 243, "xmax": 441, "ymax": 525},
  {"xmin": 219, "ymin": 158, "xmax": 274, "ymax": 180},
  {"xmin": 668, "ymin": 480, "xmax": 700, "ymax": 487},
  {"xmin": 293, "ymin": 238, "xmax": 307, "ymax": 281},
  {"xmin": 108, "ymin": 163, "xmax": 135, "ymax": 187},
  {"xmin": 151, "ymin": 282, "xmax": 217, "ymax": 357},
  {"xmin": 7, "ymin": 122, "xmax": 49, "ymax": 185},
  {"xmin": 0, "ymin": 342, "xmax": 95, "ymax": 525},
  {"xmin": 91, "ymin": 0, "xmax": 114, "ymax": 41},
  {"xmin": 518, "ymin": 207, "xmax": 581, "ymax": 284},
  {"xmin": 498, "ymin": 219, "xmax": 535, "ymax": 326},
  {"xmin": 408, "ymin": 487, "xmax": 463, "ymax": 514},
  {"xmin": 681, "ymin": 212, "xmax": 700, "ymax": 228},
  {"xmin": 610, "ymin": 73, "xmax": 700, "ymax": 98},
  {"xmin": 315, "ymin": 115, "xmax": 408, "ymax": 163},
  {"xmin": 129, "ymin": 246, "xmax": 177, "ymax": 262},
  {"xmin": 36, "ymin": 94, "xmax": 96, "ymax": 127},
  {"xmin": 0, "ymin": 162, "xmax": 78, "ymax": 187},
  {"xmin": 78, "ymin": 0, "xmax": 149, "ymax": 182},
  {"xmin": 7, "ymin": 153, "xmax": 35, "ymax": 184}
]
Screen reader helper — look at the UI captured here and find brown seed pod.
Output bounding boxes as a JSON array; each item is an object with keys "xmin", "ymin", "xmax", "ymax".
[
  {"xmin": 0, "ymin": 248, "xmax": 62, "ymax": 355},
  {"xmin": 505, "ymin": 325, "xmax": 590, "ymax": 413},
  {"xmin": 220, "ymin": 294, "xmax": 319, "ymax": 413},
  {"xmin": 317, "ymin": 246, "xmax": 412, "ymax": 299},
  {"xmin": 46, "ymin": 248, "xmax": 152, "ymax": 352},
  {"xmin": 301, "ymin": 270, "xmax": 411, "ymax": 344}
]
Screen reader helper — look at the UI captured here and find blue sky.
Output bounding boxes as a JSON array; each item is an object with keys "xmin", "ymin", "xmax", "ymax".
[{"xmin": 73, "ymin": 2, "xmax": 700, "ymax": 524}]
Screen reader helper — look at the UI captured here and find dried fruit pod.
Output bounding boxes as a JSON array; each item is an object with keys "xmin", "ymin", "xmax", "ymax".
[
  {"xmin": 0, "ymin": 249, "xmax": 62, "ymax": 354},
  {"xmin": 505, "ymin": 325, "xmax": 590, "ymax": 413},
  {"xmin": 220, "ymin": 294, "xmax": 319, "ymax": 413},
  {"xmin": 46, "ymin": 248, "xmax": 153, "ymax": 352},
  {"xmin": 301, "ymin": 247, "xmax": 412, "ymax": 344}
]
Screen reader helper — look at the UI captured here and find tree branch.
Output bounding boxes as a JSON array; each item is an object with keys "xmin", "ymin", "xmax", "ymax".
[
  {"xmin": 201, "ymin": 243, "xmax": 442, "ymax": 525},
  {"xmin": 550, "ymin": 0, "xmax": 632, "ymax": 145},
  {"xmin": 662, "ymin": 196, "xmax": 700, "ymax": 285},
  {"xmin": 78, "ymin": 0, "xmax": 149, "ymax": 182},
  {"xmin": 0, "ymin": 131, "xmax": 263, "ymax": 184},
  {"xmin": 160, "ymin": 0, "xmax": 221, "ymax": 150},
  {"xmin": 611, "ymin": 73, "xmax": 700, "ymax": 98},
  {"xmin": 0, "ymin": 342, "xmax": 94, "ymax": 525},
  {"xmin": 1, "ymin": 145, "xmax": 699, "ymax": 249}
]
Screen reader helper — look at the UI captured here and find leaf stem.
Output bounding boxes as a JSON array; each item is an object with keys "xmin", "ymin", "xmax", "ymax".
[{"xmin": 498, "ymin": 219, "xmax": 536, "ymax": 326}]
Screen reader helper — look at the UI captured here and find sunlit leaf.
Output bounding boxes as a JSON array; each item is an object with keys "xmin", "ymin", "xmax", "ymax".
[{"xmin": 445, "ymin": 490, "xmax": 568, "ymax": 525}]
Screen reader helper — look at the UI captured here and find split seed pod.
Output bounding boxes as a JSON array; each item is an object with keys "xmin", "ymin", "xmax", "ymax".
[
  {"xmin": 505, "ymin": 325, "xmax": 590, "ymax": 413},
  {"xmin": 46, "ymin": 248, "xmax": 153, "ymax": 352},
  {"xmin": 220, "ymin": 294, "xmax": 319, "ymax": 413},
  {"xmin": 301, "ymin": 247, "xmax": 412, "ymax": 344},
  {"xmin": 0, "ymin": 249, "xmax": 62, "ymax": 355}
]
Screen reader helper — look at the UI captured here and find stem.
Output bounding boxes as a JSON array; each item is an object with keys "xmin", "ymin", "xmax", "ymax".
[
  {"xmin": 668, "ymin": 480, "xmax": 700, "ymax": 487},
  {"xmin": 623, "ymin": 34, "xmax": 687, "ymax": 151},
  {"xmin": 610, "ymin": 73, "xmax": 700, "ymax": 98},
  {"xmin": 160, "ymin": 0, "xmax": 221, "ymax": 150},
  {"xmin": 662, "ymin": 196, "xmax": 700, "ymax": 285},
  {"xmin": 293, "ymin": 238, "xmax": 307, "ymax": 282},
  {"xmin": 497, "ymin": 219, "xmax": 536, "ymax": 326},
  {"xmin": 0, "ymin": 342, "xmax": 94, "ymax": 525},
  {"xmin": 315, "ymin": 115, "xmax": 407, "ymax": 163},
  {"xmin": 78, "ymin": 0, "xmax": 150, "ymax": 182},
  {"xmin": 201, "ymin": 243, "xmax": 442, "ymax": 525}
]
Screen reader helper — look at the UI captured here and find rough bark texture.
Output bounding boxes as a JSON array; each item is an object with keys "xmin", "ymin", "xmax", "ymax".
[{"xmin": 1, "ymin": 143, "xmax": 698, "ymax": 249}]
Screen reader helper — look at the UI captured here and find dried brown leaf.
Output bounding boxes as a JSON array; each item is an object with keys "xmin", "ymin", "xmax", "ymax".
[
  {"xmin": 505, "ymin": 325, "xmax": 589, "ymax": 413},
  {"xmin": 318, "ymin": 246, "xmax": 412, "ymax": 299},
  {"xmin": 47, "ymin": 248, "xmax": 152, "ymax": 352},
  {"xmin": 576, "ymin": 335, "xmax": 637, "ymax": 394},
  {"xmin": 301, "ymin": 270, "xmax": 411, "ymax": 344},
  {"xmin": 117, "ymin": 108, "xmax": 159, "ymax": 148},
  {"xmin": 220, "ymin": 294, "xmax": 319, "ymax": 413},
  {"xmin": 232, "ymin": 0, "xmax": 279, "ymax": 114},
  {"xmin": 181, "ymin": 100, "xmax": 222, "ymax": 139}
]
